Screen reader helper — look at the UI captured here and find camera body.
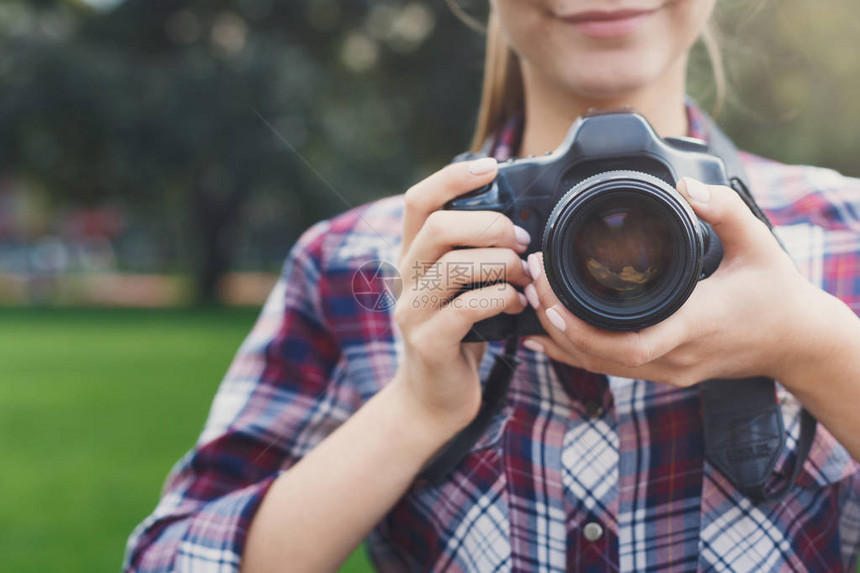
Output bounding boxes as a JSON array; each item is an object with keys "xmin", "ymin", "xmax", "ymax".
[{"xmin": 446, "ymin": 109, "xmax": 731, "ymax": 342}]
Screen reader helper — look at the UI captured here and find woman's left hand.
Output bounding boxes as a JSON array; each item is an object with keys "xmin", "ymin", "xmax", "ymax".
[{"xmin": 522, "ymin": 177, "xmax": 835, "ymax": 389}]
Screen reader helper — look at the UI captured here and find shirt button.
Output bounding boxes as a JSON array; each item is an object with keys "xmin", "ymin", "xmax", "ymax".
[
  {"xmin": 584, "ymin": 399, "xmax": 604, "ymax": 419},
  {"xmin": 583, "ymin": 521, "xmax": 604, "ymax": 542}
]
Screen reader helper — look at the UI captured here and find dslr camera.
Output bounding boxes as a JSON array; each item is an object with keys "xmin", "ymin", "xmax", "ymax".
[{"xmin": 446, "ymin": 109, "xmax": 729, "ymax": 341}]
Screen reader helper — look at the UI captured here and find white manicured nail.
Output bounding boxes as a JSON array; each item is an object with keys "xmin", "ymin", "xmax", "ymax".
[
  {"xmin": 525, "ymin": 284, "xmax": 540, "ymax": 309},
  {"xmin": 468, "ymin": 157, "xmax": 497, "ymax": 175},
  {"xmin": 682, "ymin": 177, "xmax": 710, "ymax": 204},
  {"xmin": 546, "ymin": 307, "xmax": 567, "ymax": 332},
  {"xmin": 523, "ymin": 339, "xmax": 545, "ymax": 353},
  {"xmin": 528, "ymin": 253, "xmax": 542, "ymax": 281},
  {"xmin": 513, "ymin": 226, "xmax": 531, "ymax": 247}
]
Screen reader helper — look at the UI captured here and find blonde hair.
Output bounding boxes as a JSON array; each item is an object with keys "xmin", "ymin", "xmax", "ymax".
[{"xmin": 458, "ymin": 7, "xmax": 726, "ymax": 153}]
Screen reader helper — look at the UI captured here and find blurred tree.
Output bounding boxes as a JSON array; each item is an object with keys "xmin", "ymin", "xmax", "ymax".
[
  {"xmin": 706, "ymin": 0, "xmax": 860, "ymax": 175},
  {"xmin": 0, "ymin": 0, "xmax": 484, "ymax": 302}
]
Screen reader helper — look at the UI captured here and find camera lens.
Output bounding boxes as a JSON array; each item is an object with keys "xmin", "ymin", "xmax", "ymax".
[
  {"xmin": 543, "ymin": 170, "xmax": 705, "ymax": 331},
  {"xmin": 573, "ymin": 197, "xmax": 672, "ymax": 302}
]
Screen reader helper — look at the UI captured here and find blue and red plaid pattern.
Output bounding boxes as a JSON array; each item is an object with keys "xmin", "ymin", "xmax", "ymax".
[{"xmin": 125, "ymin": 103, "xmax": 860, "ymax": 572}]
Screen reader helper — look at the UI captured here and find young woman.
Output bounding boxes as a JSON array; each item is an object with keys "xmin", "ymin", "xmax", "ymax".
[{"xmin": 126, "ymin": 1, "xmax": 860, "ymax": 571}]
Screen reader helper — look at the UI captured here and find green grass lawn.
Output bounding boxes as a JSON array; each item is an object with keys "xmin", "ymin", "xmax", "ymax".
[{"xmin": 0, "ymin": 308, "xmax": 374, "ymax": 573}]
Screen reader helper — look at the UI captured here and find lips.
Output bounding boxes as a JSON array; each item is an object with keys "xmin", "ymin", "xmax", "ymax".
[
  {"xmin": 558, "ymin": 7, "xmax": 661, "ymax": 38},
  {"xmin": 562, "ymin": 8, "xmax": 659, "ymax": 23}
]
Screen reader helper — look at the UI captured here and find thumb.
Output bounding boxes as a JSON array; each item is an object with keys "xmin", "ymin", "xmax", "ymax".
[{"xmin": 677, "ymin": 177, "xmax": 771, "ymax": 253}]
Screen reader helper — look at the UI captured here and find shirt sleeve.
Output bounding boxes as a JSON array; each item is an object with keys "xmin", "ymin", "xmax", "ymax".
[{"xmin": 124, "ymin": 221, "xmax": 350, "ymax": 572}]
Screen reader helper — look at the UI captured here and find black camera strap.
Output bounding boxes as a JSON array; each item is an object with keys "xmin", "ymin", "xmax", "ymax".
[
  {"xmin": 419, "ymin": 118, "xmax": 817, "ymax": 504},
  {"xmin": 702, "ymin": 120, "xmax": 817, "ymax": 503}
]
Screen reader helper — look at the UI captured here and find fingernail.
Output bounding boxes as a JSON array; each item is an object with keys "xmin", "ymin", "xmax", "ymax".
[
  {"xmin": 522, "ymin": 259, "xmax": 531, "ymax": 279},
  {"xmin": 681, "ymin": 177, "xmax": 710, "ymax": 204},
  {"xmin": 513, "ymin": 225, "xmax": 531, "ymax": 247},
  {"xmin": 527, "ymin": 253, "xmax": 542, "ymax": 281},
  {"xmin": 517, "ymin": 292, "xmax": 528, "ymax": 307},
  {"xmin": 523, "ymin": 339, "xmax": 545, "ymax": 353},
  {"xmin": 468, "ymin": 157, "xmax": 497, "ymax": 175},
  {"xmin": 525, "ymin": 284, "xmax": 540, "ymax": 309},
  {"xmin": 546, "ymin": 306, "xmax": 567, "ymax": 332}
]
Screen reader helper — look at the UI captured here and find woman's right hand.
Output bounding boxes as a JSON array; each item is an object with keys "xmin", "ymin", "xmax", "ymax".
[
  {"xmin": 391, "ymin": 157, "xmax": 533, "ymax": 438},
  {"xmin": 243, "ymin": 158, "xmax": 532, "ymax": 573}
]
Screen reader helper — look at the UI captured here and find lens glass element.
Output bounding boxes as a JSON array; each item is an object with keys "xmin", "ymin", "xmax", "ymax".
[{"xmin": 571, "ymin": 195, "xmax": 674, "ymax": 303}]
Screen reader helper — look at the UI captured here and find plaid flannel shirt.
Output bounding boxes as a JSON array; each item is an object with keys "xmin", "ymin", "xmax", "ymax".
[{"xmin": 125, "ymin": 104, "xmax": 860, "ymax": 572}]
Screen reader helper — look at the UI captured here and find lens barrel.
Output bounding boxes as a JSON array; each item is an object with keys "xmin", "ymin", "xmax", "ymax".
[{"xmin": 543, "ymin": 170, "xmax": 707, "ymax": 331}]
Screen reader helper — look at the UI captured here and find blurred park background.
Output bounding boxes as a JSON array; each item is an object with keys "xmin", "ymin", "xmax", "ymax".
[{"xmin": 1, "ymin": 0, "xmax": 860, "ymax": 571}]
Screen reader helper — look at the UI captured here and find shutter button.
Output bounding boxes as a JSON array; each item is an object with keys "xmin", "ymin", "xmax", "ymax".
[
  {"xmin": 584, "ymin": 399, "xmax": 604, "ymax": 419},
  {"xmin": 583, "ymin": 521, "xmax": 604, "ymax": 542}
]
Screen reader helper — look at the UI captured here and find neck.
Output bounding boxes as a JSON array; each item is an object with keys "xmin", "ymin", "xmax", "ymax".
[{"xmin": 518, "ymin": 58, "xmax": 689, "ymax": 157}]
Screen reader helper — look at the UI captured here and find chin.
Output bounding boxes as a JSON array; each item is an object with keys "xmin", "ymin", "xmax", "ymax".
[{"xmin": 543, "ymin": 50, "xmax": 676, "ymax": 102}]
